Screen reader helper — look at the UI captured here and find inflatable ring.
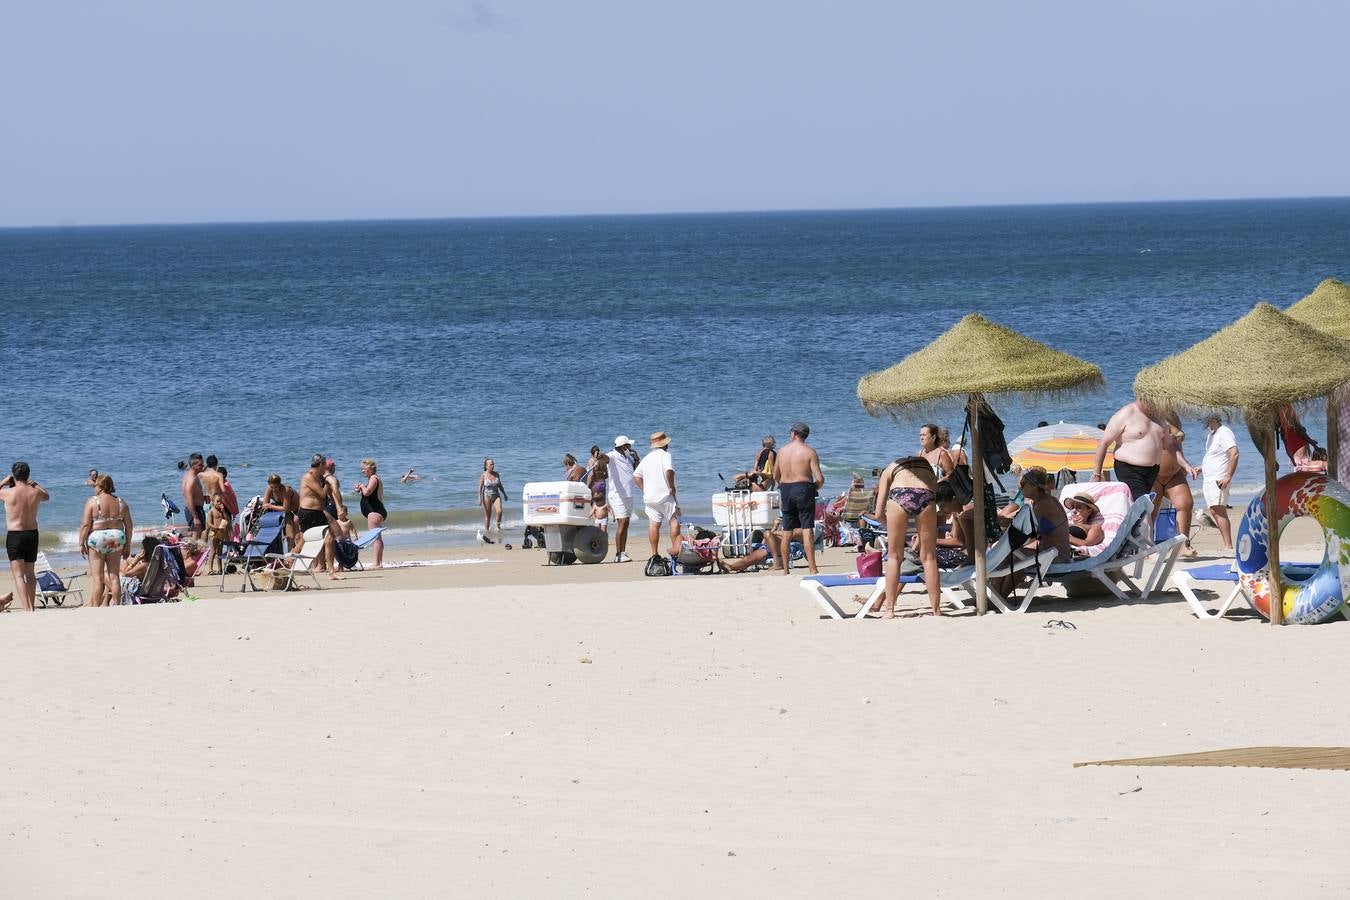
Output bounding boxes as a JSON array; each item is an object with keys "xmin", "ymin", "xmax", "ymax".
[{"xmin": 1235, "ymin": 471, "xmax": 1350, "ymax": 624}]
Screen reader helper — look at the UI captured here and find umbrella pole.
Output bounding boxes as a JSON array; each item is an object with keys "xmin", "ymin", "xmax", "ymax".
[
  {"xmin": 1329, "ymin": 390, "xmax": 1342, "ymax": 483},
  {"xmin": 1262, "ymin": 425, "xmax": 1284, "ymax": 626},
  {"xmin": 969, "ymin": 394, "xmax": 989, "ymax": 615}
]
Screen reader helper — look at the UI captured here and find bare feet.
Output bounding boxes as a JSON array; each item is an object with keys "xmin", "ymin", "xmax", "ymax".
[{"xmin": 0, "ymin": 592, "xmax": 12, "ymax": 612}]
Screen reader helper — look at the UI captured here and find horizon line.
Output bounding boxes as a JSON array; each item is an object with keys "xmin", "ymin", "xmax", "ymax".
[{"xmin": 4, "ymin": 192, "xmax": 1348, "ymax": 232}]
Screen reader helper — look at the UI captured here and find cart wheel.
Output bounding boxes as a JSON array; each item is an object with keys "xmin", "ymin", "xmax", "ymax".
[
  {"xmin": 572, "ymin": 526, "xmax": 609, "ymax": 564},
  {"xmin": 558, "ymin": 551, "xmax": 577, "ymax": 566},
  {"xmin": 547, "ymin": 551, "xmax": 562, "ymax": 566}
]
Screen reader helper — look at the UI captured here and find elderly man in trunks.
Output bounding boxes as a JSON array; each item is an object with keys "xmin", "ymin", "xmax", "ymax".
[
  {"xmin": 1091, "ymin": 398, "xmax": 1170, "ymax": 500},
  {"xmin": 181, "ymin": 452, "xmax": 207, "ymax": 538},
  {"xmin": 298, "ymin": 453, "xmax": 344, "ymax": 580},
  {"xmin": 1, "ymin": 461, "xmax": 50, "ymax": 611},
  {"xmin": 772, "ymin": 422, "xmax": 825, "ymax": 575}
]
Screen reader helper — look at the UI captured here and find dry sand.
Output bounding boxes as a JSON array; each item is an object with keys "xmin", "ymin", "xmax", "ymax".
[{"xmin": 3, "ymin": 522, "xmax": 1348, "ymax": 897}]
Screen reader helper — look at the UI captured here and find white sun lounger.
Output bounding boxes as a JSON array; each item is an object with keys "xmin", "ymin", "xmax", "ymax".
[
  {"xmin": 799, "ymin": 507, "xmax": 1054, "ymax": 619},
  {"xmin": 986, "ymin": 495, "xmax": 1187, "ymax": 614}
]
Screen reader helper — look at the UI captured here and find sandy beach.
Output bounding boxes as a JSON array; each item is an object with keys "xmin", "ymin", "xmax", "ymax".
[{"xmin": 3, "ymin": 521, "xmax": 1348, "ymax": 898}]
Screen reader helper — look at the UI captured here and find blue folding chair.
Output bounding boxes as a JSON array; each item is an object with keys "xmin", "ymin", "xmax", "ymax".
[{"xmin": 220, "ymin": 510, "xmax": 285, "ymax": 592}]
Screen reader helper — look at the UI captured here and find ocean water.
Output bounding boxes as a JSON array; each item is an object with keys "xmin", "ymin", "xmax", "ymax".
[{"xmin": 2, "ymin": 198, "xmax": 1347, "ymax": 560}]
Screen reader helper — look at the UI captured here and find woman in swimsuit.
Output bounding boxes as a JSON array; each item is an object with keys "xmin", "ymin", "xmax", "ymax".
[
  {"xmin": 872, "ymin": 455, "xmax": 941, "ymax": 618},
  {"xmin": 995, "ymin": 467, "xmax": 1072, "ymax": 599},
  {"xmin": 919, "ymin": 423, "xmax": 955, "ymax": 480},
  {"xmin": 477, "ymin": 458, "xmax": 506, "ymax": 533},
  {"xmin": 353, "ymin": 458, "xmax": 387, "ymax": 568},
  {"xmin": 1150, "ymin": 423, "xmax": 1199, "ymax": 558},
  {"xmin": 585, "ymin": 445, "xmax": 609, "ymax": 497},
  {"xmin": 79, "ymin": 474, "xmax": 134, "ymax": 607}
]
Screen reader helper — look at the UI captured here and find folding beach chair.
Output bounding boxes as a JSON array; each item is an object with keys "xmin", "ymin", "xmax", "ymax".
[
  {"xmin": 348, "ymin": 527, "xmax": 386, "ymax": 571},
  {"xmin": 262, "ymin": 525, "xmax": 328, "ymax": 591},
  {"xmin": 219, "ymin": 510, "xmax": 285, "ymax": 593},
  {"xmin": 136, "ymin": 544, "xmax": 187, "ymax": 603},
  {"xmin": 34, "ymin": 552, "xmax": 84, "ymax": 608}
]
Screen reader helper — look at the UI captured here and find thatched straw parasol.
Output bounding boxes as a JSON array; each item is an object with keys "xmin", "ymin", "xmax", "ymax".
[
  {"xmin": 1135, "ymin": 302, "xmax": 1350, "ymax": 625},
  {"xmin": 858, "ymin": 313, "xmax": 1104, "ymax": 614},
  {"xmin": 1286, "ymin": 277, "xmax": 1350, "ymax": 482}
]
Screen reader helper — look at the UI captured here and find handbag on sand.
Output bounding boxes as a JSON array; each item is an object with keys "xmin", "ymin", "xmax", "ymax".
[
  {"xmin": 644, "ymin": 554, "xmax": 672, "ymax": 576},
  {"xmin": 856, "ymin": 551, "xmax": 882, "ymax": 578}
]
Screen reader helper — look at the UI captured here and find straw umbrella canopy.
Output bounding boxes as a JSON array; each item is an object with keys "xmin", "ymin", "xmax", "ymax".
[
  {"xmin": 1134, "ymin": 302, "xmax": 1350, "ymax": 625},
  {"xmin": 858, "ymin": 313, "xmax": 1104, "ymax": 614},
  {"xmin": 1286, "ymin": 277, "xmax": 1350, "ymax": 481}
]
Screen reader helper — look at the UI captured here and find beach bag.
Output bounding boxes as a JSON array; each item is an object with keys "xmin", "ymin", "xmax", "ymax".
[
  {"xmin": 644, "ymin": 554, "xmax": 671, "ymax": 576},
  {"xmin": 948, "ymin": 464, "xmax": 975, "ymax": 505},
  {"xmin": 856, "ymin": 551, "xmax": 882, "ymax": 578},
  {"xmin": 333, "ymin": 539, "xmax": 359, "ymax": 570}
]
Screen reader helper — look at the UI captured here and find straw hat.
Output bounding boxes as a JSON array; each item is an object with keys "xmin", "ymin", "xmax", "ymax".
[{"xmin": 649, "ymin": 431, "xmax": 671, "ymax": 448}]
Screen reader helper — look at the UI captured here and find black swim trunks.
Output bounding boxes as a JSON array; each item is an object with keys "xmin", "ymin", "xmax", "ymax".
[
  {"xmin": 297, "ymin": 507, "xmax": 329, "ymax": 532},
  {"xmin": 1114, "ymin": 460, "xmax": 1160, "ymax": 501},
  {"xmin": 778, "ymin": 482, "xmax": 818, "ymax": 531},
  {"xmin": 5, "ymin": 529, "xmax": 39, "ymax": 563},
  {"xmin": 189, "ymin": 504, "xmax": 206, "ymax": 529}
]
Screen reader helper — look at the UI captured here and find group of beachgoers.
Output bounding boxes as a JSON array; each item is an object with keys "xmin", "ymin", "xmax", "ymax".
[{"xmin": 0, "ymin": 451, "xmax": 390, "ymax": 611}]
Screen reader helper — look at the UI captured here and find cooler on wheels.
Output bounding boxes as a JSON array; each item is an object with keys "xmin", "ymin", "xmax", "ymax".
[{"xmin": 522, "ymin": 482, "xmax": 609, "ymax": 565}]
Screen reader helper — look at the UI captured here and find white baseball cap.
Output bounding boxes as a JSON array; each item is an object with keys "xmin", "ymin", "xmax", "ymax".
[{"xmin": 614, "ymin": 435, "xmax": 633, "ymax": 448}]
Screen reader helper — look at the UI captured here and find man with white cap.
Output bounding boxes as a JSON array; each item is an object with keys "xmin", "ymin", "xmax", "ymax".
[
  {"xmin": 605, "ymin": 435, "xmax": 641, "ymax": 563},
  {"xmin": 633, "ymin": 431, "xmax": 681, "ymax": 559}
]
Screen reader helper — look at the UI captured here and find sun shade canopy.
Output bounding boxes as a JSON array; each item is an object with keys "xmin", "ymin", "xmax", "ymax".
[{"xmin": 857, "ymin": 313, "xmax": 1104, "ymax": 418}]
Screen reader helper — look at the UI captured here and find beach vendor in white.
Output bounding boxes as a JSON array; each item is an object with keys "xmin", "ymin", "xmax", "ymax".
[
  {"xmin": 605, "ymin": 436, "xmax": 640, "ymax": 563},
  {"xmin": 633, "ymin": 431, "xmax": 681, "ymax": 559},
  {"xmin": 1201, "ymin": 415, "xmax": 1239, "ymax": 551}
]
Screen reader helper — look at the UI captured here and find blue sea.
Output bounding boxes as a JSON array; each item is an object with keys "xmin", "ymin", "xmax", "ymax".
[{"xmin": 3, "ymin": 198, "xmax": 1347, "ymax": 559}]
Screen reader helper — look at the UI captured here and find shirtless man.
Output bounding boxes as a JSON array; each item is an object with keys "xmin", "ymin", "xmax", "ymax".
[
  {"xmin": 298, "ymin": 453, "xmax": 343, "ymax": 580},
  {"xmin": 181, "ymin": 452, "xmax": 206, "ymax": 537},
  {"xmin": 1092, "ymin": 397, "xmax": 1170, "ymax": 500},
  {"xmin": 199, "ymin": 454, "xmax": 226, "ymax": 513},
  {"xmin": 772, "ymin": 422, "xmax": 825, "ymax": 575},
  {"xmin": 1, "ymin": 461, "xmax": 50, "ymax": 611}
]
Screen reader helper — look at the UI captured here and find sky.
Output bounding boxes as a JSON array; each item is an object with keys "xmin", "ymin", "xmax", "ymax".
[{"xmin": 4, "ymin": 0, "xmax": 1349, "ymax": 227}]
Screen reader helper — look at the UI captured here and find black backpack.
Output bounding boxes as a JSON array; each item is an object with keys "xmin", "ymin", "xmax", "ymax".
[{"xmin": 644, "ymin": 554, "xmax": 672, "ymax": 576}]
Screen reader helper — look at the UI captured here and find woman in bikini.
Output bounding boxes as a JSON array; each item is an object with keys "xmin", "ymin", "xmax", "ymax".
[
  {"xmin": 1151, "ymin": 423, "xmax": 1199, "ymax": 558},
  {"xmin": 872, "ymin": 455, "xmax": 941, "ymax": 618},
  {"xmin": 352, "ymin": 458, "xmax": 387, "ymax": 568},
  {"xmin": 994, "ymin": 467, "xmax": 1072, "ymax": 599},
  {"xmin": 78, "ymin": 474, "xmax": 134, "ymax": 607},
  {"xmin": 477, "ymin": 458, "xmax": 506, "ymax": 534}
]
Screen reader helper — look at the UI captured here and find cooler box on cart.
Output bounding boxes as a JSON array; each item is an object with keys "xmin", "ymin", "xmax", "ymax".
[
  {"xmin": 522, "ymin": 481, "xmax": 608, "ymax": 565},
  {"xmin": 522, "ymin": 482, "xmax": 594, "ymax": 527},
  {"xmin": 711, "ymin": 490, "xmax": 781, "ymax": 528}
]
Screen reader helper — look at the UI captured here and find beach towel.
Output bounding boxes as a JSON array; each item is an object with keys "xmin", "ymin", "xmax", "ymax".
[{"xmin": 1060, "ymin": 481, "xmax": 1132, "ymax": 557}]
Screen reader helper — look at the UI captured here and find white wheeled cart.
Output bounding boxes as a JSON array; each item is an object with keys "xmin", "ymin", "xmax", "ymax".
[
  {"xmin": 522, "ymin": 481, "xmax": 610, "ymax": 565},
  {"xmin": 712, "ymin": 489, "xmax": 781, "ymax": 557}
]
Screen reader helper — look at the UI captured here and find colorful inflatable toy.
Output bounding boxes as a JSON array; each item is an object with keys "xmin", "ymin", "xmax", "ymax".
[{"xmin": 1235, "ymin": 471, "xmax": 1350, "ymax": 624}]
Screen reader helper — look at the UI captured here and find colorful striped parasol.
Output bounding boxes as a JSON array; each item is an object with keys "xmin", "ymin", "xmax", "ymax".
[{"xmin": 1009, "ymin": 423, "xmax": 1111, "ymax": 473}]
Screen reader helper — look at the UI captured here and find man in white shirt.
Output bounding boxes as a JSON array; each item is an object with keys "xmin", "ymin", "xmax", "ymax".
[
  {"xmin": 1201, "ymin": 415, "xmax": 1239, "ymax": 550},
  {"xmin": 605, "ymin": 435, "xmax": 640, "ymax": 563},
  {"xmin": 633, "ymin": 431, "xmax": 681, "ymax": 559}
]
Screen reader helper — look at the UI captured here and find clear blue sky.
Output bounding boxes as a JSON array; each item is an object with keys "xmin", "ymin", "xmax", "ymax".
[{"xmin": 4, "ymin": 0, "xmax": 1348, "ymax": 226}]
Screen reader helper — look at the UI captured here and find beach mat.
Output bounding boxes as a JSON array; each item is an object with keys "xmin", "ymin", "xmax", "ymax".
[{"xmin": 1075, "ymin": 746, "xmax": 1350, "ymax": 770}]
